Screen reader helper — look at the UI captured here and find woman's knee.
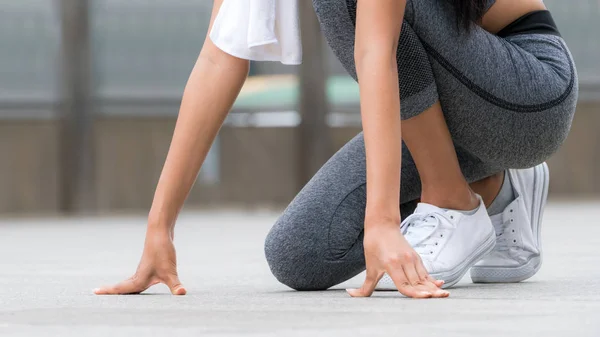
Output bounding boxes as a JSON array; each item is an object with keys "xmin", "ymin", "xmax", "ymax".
[
  {"xmin": 263, "ymin": 136, "xmax": 369, "ymax": 290},
  {"xmin": 264, "ymin": 185, "xmax": 367, "ymax": 291},
  {"xmin": 264, "ymin": 214, "xmax": 332, "ymax": 291}
]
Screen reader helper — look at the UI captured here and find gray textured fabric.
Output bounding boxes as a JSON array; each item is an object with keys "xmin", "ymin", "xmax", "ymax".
[{"xmin": 264, "ymin": 0, "xmax": 578, "ymax": 291}]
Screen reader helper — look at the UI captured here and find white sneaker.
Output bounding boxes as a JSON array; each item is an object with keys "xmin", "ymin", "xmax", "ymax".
[
  {"xmin": 470, "ymin": 163, "xmax": 548, "ymax": 283},
  {"xmin": 377, "ymin": 196, "xmax": 496, "ymax": 290}
]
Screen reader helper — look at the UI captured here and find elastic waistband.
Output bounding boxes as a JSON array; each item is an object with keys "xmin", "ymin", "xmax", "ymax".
[{"xmin": 497, "ymin": 10, "xmax": 561, "ymax": 38}]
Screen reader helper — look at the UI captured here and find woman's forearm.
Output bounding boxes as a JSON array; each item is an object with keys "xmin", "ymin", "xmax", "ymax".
[
  {"xmin": 148, "ymin": 1, "xmax": 249, "ymax": 232},
  {"xmin": 148, "ymin": 50, "xmax": 249, "ymax": 231},
  {"xmin": 357, "ymin": 55, "xmax": 402, "ymax": 225},
  {"xmin": 355, "ymin": 0, "xmax": 406, "ymax": 226}
]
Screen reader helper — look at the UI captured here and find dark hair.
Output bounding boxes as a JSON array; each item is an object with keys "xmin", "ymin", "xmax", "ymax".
[{"xmin": 451, "ymin": 0, "xmax": 489, "ymax": 29}]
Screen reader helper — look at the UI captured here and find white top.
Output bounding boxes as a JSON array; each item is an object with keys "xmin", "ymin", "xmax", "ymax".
[{"xmin": 210, "ymin": 0, "xmax": 302, "ymax": 65}]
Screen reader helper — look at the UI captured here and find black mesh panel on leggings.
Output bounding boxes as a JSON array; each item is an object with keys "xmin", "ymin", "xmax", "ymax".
[{"xmin": 345, "ymin": 0, "xmax": 435, "ymax": 101}]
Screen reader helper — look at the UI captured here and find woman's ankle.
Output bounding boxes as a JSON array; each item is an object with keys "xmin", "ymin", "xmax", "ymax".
[
  {"xmin": 420, "ymin": 184, "xmax": 479, "ymax": 211},
  {"xmin": 470, "ymin": 172, "xmax": 505, "ymax": 207}
]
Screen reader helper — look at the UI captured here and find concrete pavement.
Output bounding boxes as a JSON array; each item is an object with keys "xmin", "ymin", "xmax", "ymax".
[{"xmin": 1, "ymin": 201, "xmax": 599, "ymax": 336}]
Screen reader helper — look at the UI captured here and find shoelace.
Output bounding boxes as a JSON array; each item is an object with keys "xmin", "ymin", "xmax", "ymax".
[{"xmin": 401, "ymin": 212, "xmax": 454, "ymax": 256}]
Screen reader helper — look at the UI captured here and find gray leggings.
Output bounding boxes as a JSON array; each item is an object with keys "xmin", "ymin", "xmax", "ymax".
[{"xmin": 264, "ymin": 0, "xmax": 578, "ymax": 290}]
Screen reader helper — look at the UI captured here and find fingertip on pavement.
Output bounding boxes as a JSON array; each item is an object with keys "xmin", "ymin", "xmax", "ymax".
[
  {"xmin": 172, "ymin": 286, "xmax": 187, "ymax": 296},
  {"xmin": 93, "ymin": 288, "xmax": 108, "ymax": 295},
  {"xmin": 346, "ymin": 288, "xmax": 367, "ymax": 298}
]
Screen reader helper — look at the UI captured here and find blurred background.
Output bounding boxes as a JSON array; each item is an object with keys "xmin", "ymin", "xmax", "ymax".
[{"xmin": 0, "ymin": 0, "xmax": 598, "ymax": 215}]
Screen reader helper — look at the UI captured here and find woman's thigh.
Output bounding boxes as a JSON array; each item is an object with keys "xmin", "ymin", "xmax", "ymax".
[
  {"xmin": 410, "ymin": 1, "xmax": 578, "ymax": 167},
  {"xmin": 314, "ymin": 0, "xmax": 577, "ymax": 169}
]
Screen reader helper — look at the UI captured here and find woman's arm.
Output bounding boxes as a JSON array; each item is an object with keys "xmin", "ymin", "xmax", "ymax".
[
  {"xmin": 354, "ymin": 0, "xmax": 405, "ymax": 226},
  {"xmin": 148, "ymin": 0, "xmax": 249, "ymax": 235},
  {"xmin": 94, "ymin": 0, "xmax": 249, "ymax": 295},
  {"xmin": 347, "ymin": 0, "xmax": 448, "ymax": 298}
]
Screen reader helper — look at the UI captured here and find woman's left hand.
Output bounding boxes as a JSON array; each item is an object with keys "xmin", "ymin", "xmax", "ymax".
[{"xmin": 346, "ymin": 220, "xmax": 449, "ymax": 298}]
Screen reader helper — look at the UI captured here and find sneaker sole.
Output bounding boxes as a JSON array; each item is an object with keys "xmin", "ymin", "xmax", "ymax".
[
  {"xmin": 470, "ymin": 255, "xmax": 542, "ymax": 283},
  {"xmin": 470, "ymin": 163, "xmax": 548, "ymax": 283},
  {"xmin": 433, "ymin": 228, "xmax": 497, "ymax": 289},
  {"xmin": 376, "ymin": 227, "xmax": 496, "ymax": 291}
]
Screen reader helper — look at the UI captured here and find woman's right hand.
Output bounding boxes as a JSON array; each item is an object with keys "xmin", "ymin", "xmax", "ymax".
[{"xmin": 94, "ymin": 230, "xmax": 186, "ymax": 295}]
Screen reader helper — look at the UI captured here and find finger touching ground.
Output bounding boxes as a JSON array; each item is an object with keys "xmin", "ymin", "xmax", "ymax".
[
  {"xmin": 402, "ymin": 262, "xmax": 448, "ymax": 298},
  {"xmin": 388, "ymin": 267, "xmax": 431, "ymax": 299},
  {"xmin": 94, "ymin": 277, "xmax": 149, "ymax": 295},
  {"xmin": 417, "ymin": 279, "xmax": 450, "ymax": 298},
  {"xmin": 164, "ymin": 274, "xmax": 187, "ymax": 295},
  {"xmin": 346, "ymin": 268, "xmax": 383, "ymax": 298},
  {"xmin": 414, "ymin": 256, "xmax": 446, "ymax": 289}
]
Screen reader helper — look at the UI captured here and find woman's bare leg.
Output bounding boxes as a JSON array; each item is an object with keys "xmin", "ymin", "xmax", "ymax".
[
  {"xmin": 470, "ymin": 172, "xmax": 504, "ymax": 207},
  {"xmin": 402, "ymin": 101, "xmax": 506, "ymax": 209},
  {"xmin": 401, "ymin": 101, "xmax": 479, "ymax": 210}
]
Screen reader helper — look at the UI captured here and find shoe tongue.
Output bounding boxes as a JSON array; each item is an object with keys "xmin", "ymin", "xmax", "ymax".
[
  {"xmin": 413, "ymin": 202, "xmax": 445, "ymax": 215},
  {"xmin": 490, "ymin": 213, "xmax": 503, "ymax": 226}
]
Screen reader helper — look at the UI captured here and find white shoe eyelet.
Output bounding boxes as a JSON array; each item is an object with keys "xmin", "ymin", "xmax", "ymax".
[
  {"xmin": 450, "ymin": 216, "xmax": 454, "ymax": 219},
  {"xmin": 510, "ymin": 219, "xmax": 514, "ymax": 223},
  {"xmin": 510, "ymin": 209, "xmax": 513, "ymax": 213},
  {"xmin": 440, "ymin": 234, "xmax": 443, "ymax": 238},
  {"xmin": 430, "ymin": 251, "xmax": 434, "ymax": 254},
  {"xmin": 512, "ymin": 229, "xmax": 515, "ymax": 233},
  {"xmin": 435, "ymin": 242, "xmax": 439, "ymax": 246},
  {"xmin": 513, "ymin": 239, "xmax": 517, "ymax": 243}
]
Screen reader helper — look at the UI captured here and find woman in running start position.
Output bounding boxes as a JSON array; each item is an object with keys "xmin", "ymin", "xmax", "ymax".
[{"xmin": 96, "ymin": 0, "xmax": 576, "ymax": 298}]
